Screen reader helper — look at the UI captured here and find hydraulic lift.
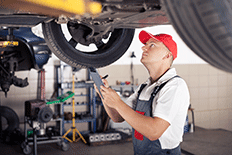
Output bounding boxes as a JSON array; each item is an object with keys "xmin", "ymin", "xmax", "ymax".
[{"xmin": 1, "ymin": 0, "xmax": 102, "ymax": 17}]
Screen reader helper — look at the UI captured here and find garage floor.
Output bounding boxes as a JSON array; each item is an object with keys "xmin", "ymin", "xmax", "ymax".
[{"xmin": 0, "ymin": 127, "xmax": 232, "ymax": 155}]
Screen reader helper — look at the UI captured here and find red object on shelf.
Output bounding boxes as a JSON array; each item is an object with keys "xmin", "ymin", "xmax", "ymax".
[{"xmin": 125, "ymin": 81, "xmax": 131, "ymax": 85}]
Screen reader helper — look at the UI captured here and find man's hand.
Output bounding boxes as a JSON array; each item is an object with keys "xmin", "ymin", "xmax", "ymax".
[
  {"xmin": 94, "ymin": 76, "xmax": 122, "ymax": 109},
  {"xmin": 94, "ymin": 76, "xmax": 125, "ymax": 122},
  {"xmin": 93, "ymin": 75, "xmax": 109, "ymax": 98},
  {"xmin": 100, "ymin": 85, "xmax": 123, "ymax": 109}
]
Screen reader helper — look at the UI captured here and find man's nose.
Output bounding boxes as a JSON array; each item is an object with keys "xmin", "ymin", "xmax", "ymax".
[{"xmin": 142, "ymin": 45, "xmax": 147, "ymax": 52}]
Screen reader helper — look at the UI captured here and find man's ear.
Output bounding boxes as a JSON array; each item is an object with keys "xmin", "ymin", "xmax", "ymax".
[
  {"xmin": 167, "ymin": 53, "xmax": 172, "ymax": 59},
  {"xmin": 163, "ymin": 52, "xmax": 171, "ymax": 60}
]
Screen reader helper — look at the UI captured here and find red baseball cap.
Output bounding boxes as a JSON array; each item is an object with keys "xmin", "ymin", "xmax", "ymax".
[{"xmin": 139, "ymin": 30, "xmax": 177, "ymax": 60}]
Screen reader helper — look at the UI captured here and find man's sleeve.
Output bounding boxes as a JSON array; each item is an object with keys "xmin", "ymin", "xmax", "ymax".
[{"xmin": 153, "ymin": 79, "xmax": 190, "ymax": 124}]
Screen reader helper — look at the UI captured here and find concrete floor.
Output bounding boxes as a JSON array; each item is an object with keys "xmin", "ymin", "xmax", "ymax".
[
  {"xmin": 0, "ymin": 127, "xmax": 232, "ymax": 155},
  {"xmin": 181, "ymin": 127, "xmax": 232, "ymax": 155}
]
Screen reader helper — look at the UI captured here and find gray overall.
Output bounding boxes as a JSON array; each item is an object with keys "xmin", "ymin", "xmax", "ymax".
[{"xmin": 132, "ymin": 76, "xmax": 181, "ymax": 155}]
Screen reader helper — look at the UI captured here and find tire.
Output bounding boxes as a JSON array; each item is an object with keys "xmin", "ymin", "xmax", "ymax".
[
  {"xmin": 0, "ymin": 106, "xmax": 19, "ymax": 134},
  {"xmin": 42, "ymin": 21, "xmax": 135, "ymax": 68},
  {"xmin": 22, "ymin": 145, "xmax": 32, "ymax": 155},
  {"xmin": 61, "ymin": 141, "xmax": 70, "ymax": 151},
  {"xmin": 163, "ymin": 0, "xmax": 232, "ymax": 72}
]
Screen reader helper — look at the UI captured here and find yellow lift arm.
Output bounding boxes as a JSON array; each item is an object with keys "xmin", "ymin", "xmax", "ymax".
[{"xmin": 1, "ymin": 0, "xmax": 102, "ymax": 17}]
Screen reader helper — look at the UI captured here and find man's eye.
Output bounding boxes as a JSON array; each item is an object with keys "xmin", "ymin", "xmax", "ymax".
[{"xmin": 150, "ymin": 44, "xmax": 155, "ymax": 47}]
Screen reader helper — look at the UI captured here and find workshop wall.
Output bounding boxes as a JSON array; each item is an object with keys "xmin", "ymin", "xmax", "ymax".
[
  {"xmin": 99, "ymin": 63, "xmax": 232, "ymax": 131},
  {"xmin": 0, "ymin": 24, "xmax": 231, "ymax": 134},
  {"xmin": 97, "ymin": 25, "xmax": 232, "ymax": 131},
  {"xmin": 1, "ymin": 57, "xmax": 231, "ymax": 132},
  {"xmin": 0, "ymin": 53, "xmax": 90, "ymax": 132}
]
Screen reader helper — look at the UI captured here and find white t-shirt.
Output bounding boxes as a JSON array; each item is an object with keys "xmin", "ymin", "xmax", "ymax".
[{"xmin": 126, "ymin": 68, "xmax": 190, "ymax": 149}]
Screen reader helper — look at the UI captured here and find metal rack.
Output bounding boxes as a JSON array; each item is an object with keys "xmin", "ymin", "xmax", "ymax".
[
  {"xmin": 61, "ymin": 82, "xmax": 97, "ymax": 133},
  {"xmin": 55, "ymin": 62, "xmax": 97, "ymax": 134}
]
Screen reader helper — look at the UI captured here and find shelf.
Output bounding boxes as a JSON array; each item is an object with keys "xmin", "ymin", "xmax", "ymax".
[
  {"xmin": 56, "ymin": 63, "xmax": 98, "ymax": 133},
  {"xmin": 64, "ymin": 116, "xmax": 96, "ymax": 123},
  {"xmin": 50, "ymin": 118, "xmax": 62, "ymax": 121},
  {"xmin": 75, "ymin": 94, "xmax": 89, "ymax": 97},
  {"xmin": 111, "ymin": 85, "xmax": 138, "ymax": 88},
  {"xmin": 63, "ymin": 103, "xmax": 90, "ymax": 106},
  {"xmin": 60, "ymin": 81, "xmax": 94, "ymax": 89},
  {"xmin": 27, "ymin": 136, "xmax": 63, "ymax": 145},
  {"xmin": 28, "ymin": 136, "xmax": 62, "ymax": 141}
]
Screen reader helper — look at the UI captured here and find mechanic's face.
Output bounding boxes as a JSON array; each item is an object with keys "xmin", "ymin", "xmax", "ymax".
[{"xmin": 141, "ymin": 38, "xmax": 169, "ymax": 64}]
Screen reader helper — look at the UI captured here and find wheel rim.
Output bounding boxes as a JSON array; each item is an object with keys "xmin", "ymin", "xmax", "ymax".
[
  {"xmin": 62, "ymin": 22, "xmax": 124, "ymax": 55},
  {"xmin": 43, "ymin": 20, "xmax": 135, "ymax": 68}
]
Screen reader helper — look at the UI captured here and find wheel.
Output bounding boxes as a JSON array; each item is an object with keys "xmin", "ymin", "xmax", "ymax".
[
  {"xmin": 22, "ymin": 145, "xmax": 32, "ymax": 155},
  {"xmin": 61, "ymin": 141, "xmax": 70, "ymax": 151},
  {"xmin": 56, "ymin": 141, "xmax": 62, "ymax": 146},
  {"xmin": 56, "ymin": 138, "xmax": 63, "ymax": 146},
  {"xmin": 21, "ymin": 142, "xmax": 26, "ymax": 149},
  {"xmin": 42, "ymin": 20, "xmax": 135, "ymax": 68},
  {"xmin": 163, "ymin": 0, "xmax": 232, "ymax": 72},
  {"xmin": 0, "ymin": 106, "xmax": 19, "ymax": 134}
]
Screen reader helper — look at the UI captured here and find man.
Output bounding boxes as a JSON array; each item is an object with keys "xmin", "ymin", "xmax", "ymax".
[{"xmin": 97, "ymin": 30, "xmax": 190, "ymax": 155}]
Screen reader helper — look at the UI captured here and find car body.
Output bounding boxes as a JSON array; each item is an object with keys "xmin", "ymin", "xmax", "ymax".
[{"xmin": 0, "ymin": 27, "xmax": 51, "ymax": 96}]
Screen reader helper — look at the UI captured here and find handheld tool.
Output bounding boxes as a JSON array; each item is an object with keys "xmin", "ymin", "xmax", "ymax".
[{"xmin": 88, "ymin": 67, "xmax": 105, "ymax": 98}]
